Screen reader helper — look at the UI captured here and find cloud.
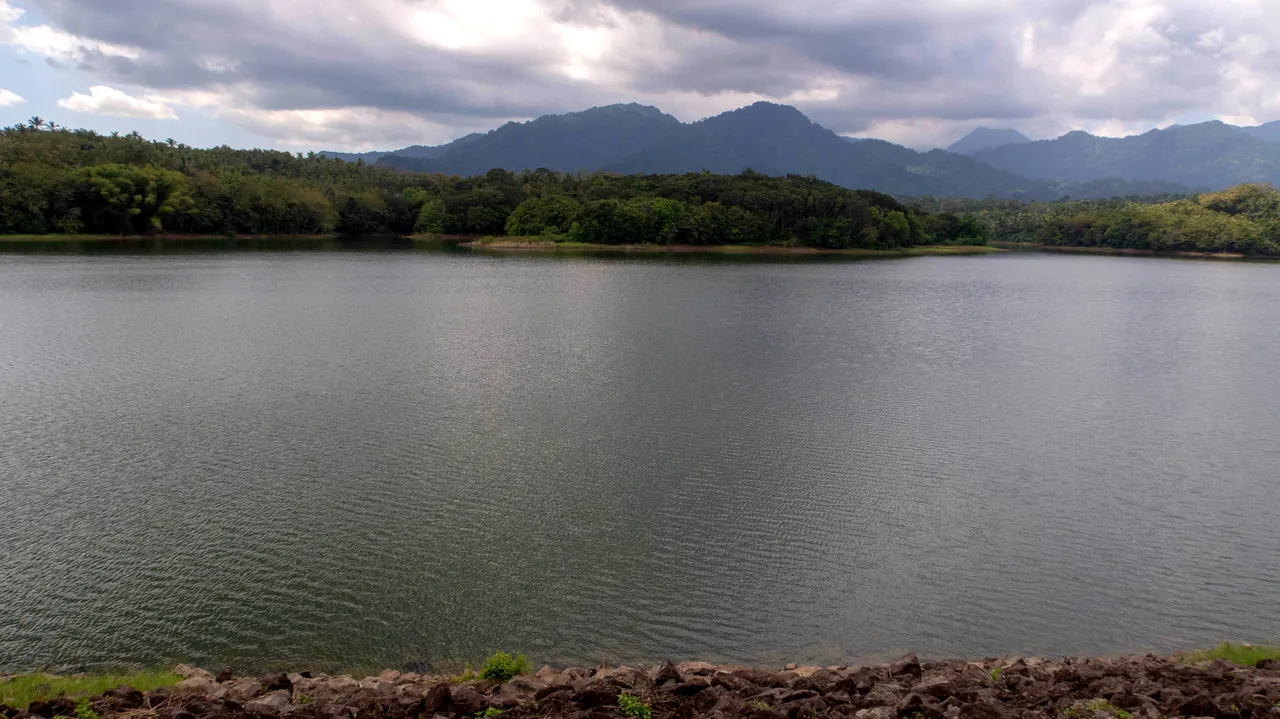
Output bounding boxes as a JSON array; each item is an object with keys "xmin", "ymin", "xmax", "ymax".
[
  {"xmin": 57, "ymin": 85, "xmax": 178, "ymax": 119},
  {"xmin": 0, "ymin": 88, "xmax": 24, "ymax": 106},
  {"xmin": 0, "ymin": 0, "xmax": 137, "ymax": 61},
  {"xmin": 6, "ymin": 0, "xmax": 1280, "ymax": 149}
]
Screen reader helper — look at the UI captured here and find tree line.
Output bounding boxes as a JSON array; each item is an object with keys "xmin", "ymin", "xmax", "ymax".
[
  {"xmin": 909, "ymin": 185, "xmax": 1280, "ymax": 254},
  {"xmin": 0, "ymin": 121, "xmax": 991, "ymax": 248}
]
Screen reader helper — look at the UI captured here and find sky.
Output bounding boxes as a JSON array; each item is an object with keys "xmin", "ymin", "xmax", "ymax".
[{"xmin": 1, "ymin": 0, "xmax": 1278, "ymax": 152}]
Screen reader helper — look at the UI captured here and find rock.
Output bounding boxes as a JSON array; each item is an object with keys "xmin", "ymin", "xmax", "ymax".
[
  {"xmin": 175, "ymin": 664, "xmax": 216, "ymax": 681},
  {"xmin": 226, "ymin": 678, "xmax": 267, "ymax": 701},
  {"xmin": 855, "ymin": 708, "xmax": 896, "ymax": 719},
  {"xmin": 1259, "ymin": 659, "xmax": 1280, "ymax": 671},
  {"xmin": 27, "ymin": 700, "xmax": 73, "ymax": 719},
  {"xmin": 264, "ymin": 673, "xmax": 292, "ymax": 692},
  {"xmin": 653, "ymin": 661, "xmax": 683, "ymax": 685},
  {"xmin": 158, "ymin": 709, "xmax": 196, "ymax": 719},
  {"xmin": 680, "ymin": 661, "xmax": 718, "ymax": 676},
  {"xmin": 912, "ymin": 676, "xmax": 956, "ymax": 700},
  {"xmin": 890, "ymin": 654, "xmax": 923, "ymax": 679},
  {"xmin": 216, "ymin": 669, "xmax": 235, "ymax": 682},
  {"xmin": 246, "ymin": 690, "xmax": 292, "ymax": 714},
  {"xmin": 789, "ymin": 666, "xmax": 824, "ymax": 679},
  {"xmin": 785, "ymin": 664, "xmax": 798, "ymax": 671},
  {"xmin": 422, "ymin": 684, "xmax": 452, "ymax": 714},
  {"xmin": 450, "ymin": 685, "xmax": 487, "ymax": 716},
  {"xmin": 897, "ymin": 692, "xmax": 944, "ymax": 718},
  {"xmin": 667, "ymin": 679, "xmax": 712, "ymax": 696},
  {"xmin": 103, "ymin": 686, "xmax": 145, "ymax": 710},
  {"xmin": 175, "ymin": 677, "xmax": 219, "ymax": 697},
  {"xmin": 379, "ymin": 670, "xmax": 402, "ymax": 682},
  {"xmin": 864, "ymin": 682, "xmax": 909, "ymax": 707}
]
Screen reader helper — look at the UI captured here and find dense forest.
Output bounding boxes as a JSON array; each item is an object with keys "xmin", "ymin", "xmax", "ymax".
[
  {"xmin": 910, "ymin": 184, "xmax": 1280, "ymax": 254},
  {"xmin": 0, "ymin": 122, "xmax": 990, "ymax": 249}
]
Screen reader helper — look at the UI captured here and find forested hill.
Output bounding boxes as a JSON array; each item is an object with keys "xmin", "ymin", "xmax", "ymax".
[
  {"xmin": 912, "ymin": 184, "xmax": 1280, "ymax": 255},
  {"xmin": 366, "ymin": 103, "xmax": 1193, "ymax": 201},
  {"xmin": 0, "ymin": 124, "xmax": 992, "ymax": 248}
]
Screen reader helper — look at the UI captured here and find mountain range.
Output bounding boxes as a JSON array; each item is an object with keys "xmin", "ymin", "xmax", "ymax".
[{"xmin": 322, "ymin": 104, "xmax": 1280, "ymax": 200}]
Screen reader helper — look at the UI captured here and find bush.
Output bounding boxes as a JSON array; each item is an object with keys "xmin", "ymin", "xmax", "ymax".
[
  {"xmin": 478, "ymin": 651, "xmax": 531, "ymax": 681},
  {"xmin": 618, "ymin": 693, "xmax": 652, "ymax": 719}
]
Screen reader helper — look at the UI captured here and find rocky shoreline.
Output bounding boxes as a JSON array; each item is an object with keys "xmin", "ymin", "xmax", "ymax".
[{"xmin": 11, "ymin": 655, "xmax": 1280, "ymax": 719}]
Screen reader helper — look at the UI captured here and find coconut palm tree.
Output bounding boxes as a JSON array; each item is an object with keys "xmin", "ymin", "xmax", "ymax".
[{"xmin": 28, "ymin": 116, "xmax": 45, "ymax": 130}]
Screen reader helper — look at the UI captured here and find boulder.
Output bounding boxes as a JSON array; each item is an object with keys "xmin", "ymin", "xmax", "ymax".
[
  {"xmin": 226, "ymin": 678, "xmax": 267, "ymax": 701},
  {"xmin": 245, "ymin": 690, "xmax": 292, "ymax": 714},
  {"xmin": 422, "ymin": 684, "xmax": 452, "ymax": 714},
  {"xmin": 175, "ymin": 665, "xmax": 216, "ymax": 682},
  {"xmin": 103, "ymin": 686, "xmax": 145, "ymax": 710},
  {"xmin": 653, "ymin": 661, "xmax": 683, "ymax": 685},
  {"xmin": 450, "ymin": 686, "xmax": 487, "ymax": 716},
  {"xmin": 1258, "ymin": 660, "xmax": 1280, "ymax": 671},
  {"xmin": 890, "ymin": 655, "xmax": 923, "ymax": 679}
]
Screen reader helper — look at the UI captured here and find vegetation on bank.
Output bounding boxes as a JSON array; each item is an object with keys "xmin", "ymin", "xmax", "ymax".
[
  {"xmin": 1182, "ymin": 642, "xmax": 1280, "ymax": 667},
  {"xmin": 0, "ymin": 671, "xmax": 181, "ymax": 709},
  {"xmin": 910, "ymin": 184, "xmax": 1280, "ymax": 255},
  {"xmin": 456, "ymin": 236, "xmax": 1002, "ymax": 256},
  {"xmin": 1, "ymin": 122, "xmax": 987, "ymax": 250}
]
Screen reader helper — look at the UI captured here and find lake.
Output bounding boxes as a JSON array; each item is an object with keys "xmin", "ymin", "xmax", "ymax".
[{"xmin": 1, "ymin": 248, "xmax": 1278, "ymax": 674}]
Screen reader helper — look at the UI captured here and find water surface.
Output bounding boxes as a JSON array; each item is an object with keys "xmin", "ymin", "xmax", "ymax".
[{"xmin": 1, "ymin": 250, "xmax": 1278, "ymax": 672}]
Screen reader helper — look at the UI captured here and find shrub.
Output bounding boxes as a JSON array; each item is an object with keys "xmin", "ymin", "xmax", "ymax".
[
  {"xmin": 478, "ymin": 651, "xmax": 531, "ymax": 682},
  {"xmin": 618, "ymin": 693, "xmax": 652, "ymax": 719}
]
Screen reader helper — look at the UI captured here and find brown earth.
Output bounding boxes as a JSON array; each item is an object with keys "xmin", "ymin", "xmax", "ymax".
[{"xmin": 9, "ymin": 655, "xmax": 1280, "ymax": 719}]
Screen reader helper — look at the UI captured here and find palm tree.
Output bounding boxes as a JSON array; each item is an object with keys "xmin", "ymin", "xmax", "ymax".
[
  {"xmin": 166, "ymin": 138, "xmax": 177, "ymax": 148},
  {"xmin": 47, "ymin": 121, "xmax": 58, "ymax": 132},
  {"xmin": 28, "ymin": 116, "xmax": 45, "ymax": 130}
]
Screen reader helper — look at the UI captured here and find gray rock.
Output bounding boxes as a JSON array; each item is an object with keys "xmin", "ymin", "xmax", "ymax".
[
  {"xmin": 226, "ymin": 678, "xmax": 266, "ymax": 701},
  {"xmin": 856, "ymin": 708, "xmax": 896, "ymax": 719},
  {"xmin": 246, "ymin": 690, "xmax": 292, "ymax": 714},
  {"xmin": 174, "ymin": 664, "xmax": 215, "ymax": 681}
]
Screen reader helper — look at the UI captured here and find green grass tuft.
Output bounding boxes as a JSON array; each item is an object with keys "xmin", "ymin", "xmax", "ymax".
[
  {"xmin": 618, "ymin": 693, "xmax": 652, "ymax": 719},
  {"xmin": 1182, "ymin": 642, "xmax": 1280, "ymax": 667},
  {"xmin": 478, "ymin": 651, "xmax": 531, "ymax": 682},
  {"xmin": 0, "ymin": 671, "xmax": 182, "ymax": 709}
]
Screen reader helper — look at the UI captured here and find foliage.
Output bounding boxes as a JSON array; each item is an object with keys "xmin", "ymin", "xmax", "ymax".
[
  {"xmin": 478, "ymin": 708, "xmax": 503, "ymax": 718},
  {"xmin": 618, "ymin": 693, "xmax": 652, "ymax": 719},
  {"xmin": 1182, "ymin": 642, "xmax": 1280, "ymax": 667},
  {"xmin": 75, "ymin": 699, "xmax": 100, "ymax": 719},
  {"xmin": 911, "ymin": 184, "xmax": 1280, "ymax": 254},
  {"xmin": 0, "ymin": 672, "xmax": 182, "ymax": 709},
  {"xmin": 1, "ymin": 124, "xmax": 961, "ymax": 250},
  {"xmin": 478, "ymin": 651, "xmax": 531, "ymax": 682}
]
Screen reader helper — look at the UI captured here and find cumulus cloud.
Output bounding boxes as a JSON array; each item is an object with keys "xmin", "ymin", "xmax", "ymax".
[
  {"xmin": 57, "ymin": 85, "xmax": 178, "ymax": 119},
  {"xmin": 0, "ymin": 88, "xmax": 24, "ymax": 106},
  {"xmin": 6, "ymin": 0, "xmax": 1280, "ymax": 148}
]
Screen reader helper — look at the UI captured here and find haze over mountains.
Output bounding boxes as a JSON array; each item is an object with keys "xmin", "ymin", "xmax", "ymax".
[{"xmin": 323, "ymin": 103, "xmax": 1280, "ymax": 200}]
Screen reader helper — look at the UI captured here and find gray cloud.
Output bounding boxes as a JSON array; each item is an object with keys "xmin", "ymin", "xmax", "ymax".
[{"xmin": 12, "ymin": 0, "xmax": 1280, "ymax": 149}]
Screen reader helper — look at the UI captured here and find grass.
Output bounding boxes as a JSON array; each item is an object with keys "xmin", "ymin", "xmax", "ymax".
[
  {"xmin": 478, "ymin": 651, "xmax": 531, "ymax": 682},
  {"xmin": 478, "ymin": 709, "xmax": 503, "ymax": 718},
  {"xmin": 618, "ymin": 693, "xmax": 652, "ymax": 719},
  {"xmin": 0, "ymin": 671, "xmax": 182, "ymax": 709},
  {"xmin": 1182, "ymin": 642, "xmax": 1280, "ymax": 667}
]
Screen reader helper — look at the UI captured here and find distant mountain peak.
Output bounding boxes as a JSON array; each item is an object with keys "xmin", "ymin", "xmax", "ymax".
[{"xmin": 947, "ymin": 127, "xmax": 1032, "ymax": 155}]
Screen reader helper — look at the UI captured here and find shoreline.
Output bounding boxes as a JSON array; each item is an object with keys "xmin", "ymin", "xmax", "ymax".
[
  {"xmin": 5, "ymin": 648, "xmax": 1278, "ymax": 719},
  {"xmin": 453, "ymin": 239, "xmax": 1004, "ymax": 257},
  {"xmin": 993, "ymin": 242, "xmax": 1276, "ymax": 261}
]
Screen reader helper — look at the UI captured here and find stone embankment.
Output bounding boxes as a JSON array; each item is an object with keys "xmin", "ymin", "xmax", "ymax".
[{"xmin": 11, "ymin": 654, "xmax": 1280, "ymax": 719}]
